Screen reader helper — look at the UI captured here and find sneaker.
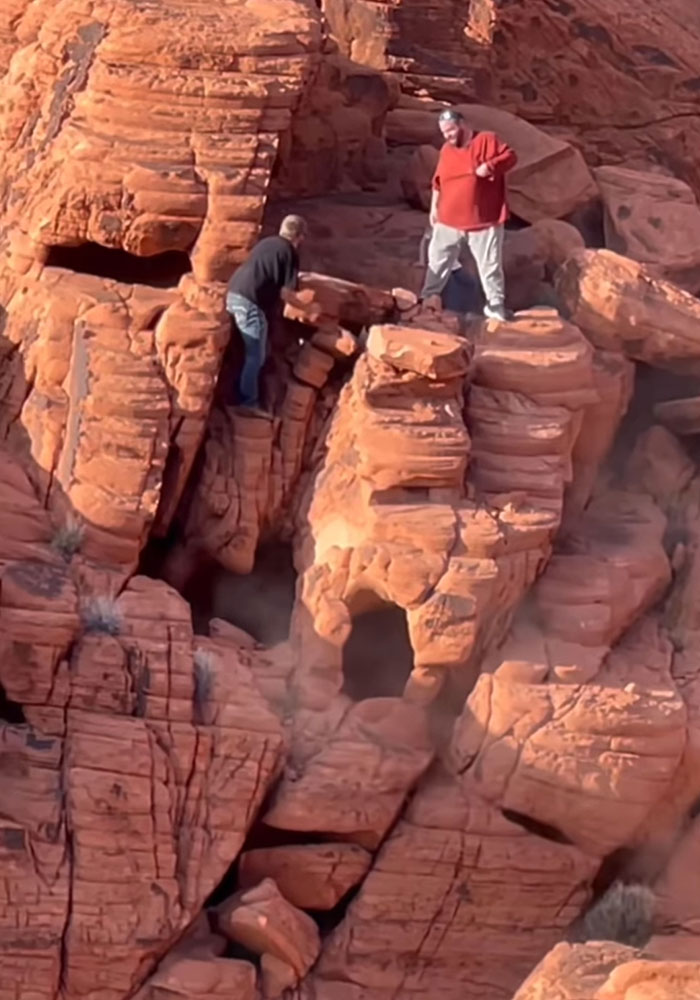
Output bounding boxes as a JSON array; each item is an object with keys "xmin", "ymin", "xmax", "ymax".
[{"xmin": 483, "ymin": 304, "xmax": 511, "ymax": 322}]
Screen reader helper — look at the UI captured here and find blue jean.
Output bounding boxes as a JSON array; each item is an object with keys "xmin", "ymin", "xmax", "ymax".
[{"xmin": 226, "ymin": 292, "xmax": 268, "ymax": 407}]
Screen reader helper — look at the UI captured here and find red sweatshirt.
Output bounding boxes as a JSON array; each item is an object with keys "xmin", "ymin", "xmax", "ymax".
[{"xmin": 433, "ymin": 131, "xmax": 517, "ymax": 231}]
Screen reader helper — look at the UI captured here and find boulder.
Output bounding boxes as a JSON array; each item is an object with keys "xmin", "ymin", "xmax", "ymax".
[
  {"xmin": 556, "ymin": 249, "xmax": 700, "ymax": 373},
  {"xmin": 512, "ymin": 941, "xmax": 700, "ymax": 1000},
  {"xmin": 264, "ymin": 699, "xmax": 434, "ymax": 849},
  {"xmin": 595, "ymin": 165, "xmax": 700, "ymax": 293},
  {"xmin": 239, "ymin": 844, "xmax": 372, "ymax": 910},
  {"xmin": 217, "ymin": 878, "xmax": 320, "ymax": 979},
  {"xmin": 307, "ymin": 773, "xmax": 596, "ymax": 1000},
  {"xmin": 450, "ymin": 490, "xmax": 681, "ymax": 857}
]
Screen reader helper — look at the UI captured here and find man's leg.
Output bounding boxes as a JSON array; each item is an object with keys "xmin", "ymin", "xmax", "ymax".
[
  {"xmin": 226, "ymin": 293, "xmax": 268, "ymax": 408},
  {"xmin": 467, "ymin": 224, "xmax": 507, "ymax": 320},
  {"xmin": 421, "ymin": 222, "xmax": 463, "ymax": 299}
]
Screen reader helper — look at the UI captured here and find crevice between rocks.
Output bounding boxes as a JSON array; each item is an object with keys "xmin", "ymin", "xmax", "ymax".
[{"xmin": 0, "ymin": 683, "xmax": 26, "ymax": 724}]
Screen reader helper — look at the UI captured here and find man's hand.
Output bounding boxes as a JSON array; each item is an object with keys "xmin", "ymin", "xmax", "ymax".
[{"xmin": 475, "ymin": 162, "xmax": 494, "ymax": 178}]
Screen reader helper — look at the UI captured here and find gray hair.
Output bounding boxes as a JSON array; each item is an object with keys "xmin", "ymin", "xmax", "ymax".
[{"xmin": 279, "ymin": 214, "xmax": 308, "ymax": 241}]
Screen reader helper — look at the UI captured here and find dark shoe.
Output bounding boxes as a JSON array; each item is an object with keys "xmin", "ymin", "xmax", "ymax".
[{"xmin": 483, "ymin": 304, "xmax": 512, "ymax": 322}]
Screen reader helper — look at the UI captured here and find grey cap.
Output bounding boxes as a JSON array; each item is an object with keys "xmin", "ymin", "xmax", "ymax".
[{"xmin": 438, "ymin": 108, "xmax": 464, "ymax": 123}]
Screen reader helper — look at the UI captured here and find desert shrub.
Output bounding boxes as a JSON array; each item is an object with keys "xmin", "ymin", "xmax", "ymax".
[
  {"xmin": 51, "ymin": 514, "xmax": 85, "ymax": 561},
  {"xmin": 81, "ymin": 596, "xmax": 122, "ymax": 636},
  {"xmin": 580, "ymin": 881, "xmax": 655, "ymax": 947},
  {"xmin": 193, "ymin": 648, "xmax": 215, "ymax": 716}
]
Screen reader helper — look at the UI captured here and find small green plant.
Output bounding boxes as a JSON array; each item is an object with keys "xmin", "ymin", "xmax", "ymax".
[
  {"xmin": 193, "ymin": 648, "xmax": 215, "ymax": 721},
  {"xmin": 81, "ymin": 596, "xmax": 123, "ymax": 636},
  {"xmin": 580, "ymin": 882, "xmax": 655, "ymax": 947},
  {"xmin": 51, "ymin": 514, "xmax": 85, "ymax": 562}
]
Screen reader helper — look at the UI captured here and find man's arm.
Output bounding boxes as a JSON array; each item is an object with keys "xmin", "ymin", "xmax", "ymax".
[{"xmin": 477, "ymin": 132, "xmax": 517, "ymax": 176}]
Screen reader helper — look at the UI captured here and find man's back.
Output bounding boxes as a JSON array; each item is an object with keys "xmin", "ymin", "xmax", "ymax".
[{"xmin": 228, "ymin": 235, "xmax": 299, "ymax": 312}]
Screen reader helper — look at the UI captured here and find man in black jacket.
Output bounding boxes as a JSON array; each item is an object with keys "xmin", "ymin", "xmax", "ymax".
[{"xmin": 226, "ymin": 214, "xmax": 307, "ymax": 414}]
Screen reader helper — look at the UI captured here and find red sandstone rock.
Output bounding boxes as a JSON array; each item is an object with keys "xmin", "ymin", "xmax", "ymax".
[
  {"xmin": 451, "ymin": 486, "xmax": 681, "ymax": 857},
  {"xmin": 218, "ymin": 878, "xmax": 320, "ymax": 979},
  {"xmin": 0, "ymin": 0, "xmax": 321, "ymax": 280},
  {"xmin": 308, "ymin": 771, "xmax": 596, "ymax": 1000},
  {"xmin": 0, "ymin": 0, "xmax": 324, "ymax": 569},
  {"xmin": 239, "ymin": 843, "xmax": 372, "ymax": 910},
  {"xmin": 0, "ymin": 266, "xmax": 228, "ymax": 568},
  {"xmin": 132, "ymin": 917, "xmax": 253, "ymax": 1000},
  {"xmin": 464, "ymin": 2, "xmax": 700, "ymax": 200},
  {"xmin": 501, "ymin": 219, "xmax": 585, "ymax": 311},
  {"xmin": 261, "ymin": 953, "xmax": 298, "ymax": 998},
  {"xmin": 0, "ymin": 0, "xmax": 26, "ymax": 72},
  {"xmin": 0, "ymin": 570, "xmax": 284, "ymax": 1000},
  {"xmin": 564, "ymin": 350, "xmax": 634, "ymax": 522},
  {"xmin": 295, "ymin": 272, "xmax": 396, "ymax": 327},
  {"xmin": 653, "ymin": 397, "xmax": 700, "ymax": 436},
  {"xmin": 595, "ymin": 166, "xmax": 700, "ymax": 293},
  {"xmin": 264, "ymin": 699, "xmax": 433, "ymax": 848},
  {"xmin": 556, "ymin": 249, "xmax": 700, "ymax": 372},
  {"xmin": 183, "ymin": 273, "xmax": 396, "ymax": 571},
  {"xmin": 625, "ymin": 427, "xmax": 696, "ymax": 508},
  {"xmin": 367, "ymin": 324, "xmax": 470, "ymax": 380},
  {"xmin": 622, "ymin": 431, "xmax": 700, "ymax": 861},
  {"xmin": 512, "ymin": 940, "xmax": 700, "ymax": 1000},
  {"xmin": 332, "ymin": 0, "xmax": 700, "ymax": 199},
  {"xmin": 272, "ymin": 52, "xmax": 398, "ymax": 197},
  {"xmin": 5, "ymin": 8, "xmax": 700, "ymax": 1000},
  {"xmin": 291, "ymin": 310, "xmax": 598, "ymax": 719},
  {"xmin": 654, "ymin": 815, "xmax": 700, "ymax": 939}
]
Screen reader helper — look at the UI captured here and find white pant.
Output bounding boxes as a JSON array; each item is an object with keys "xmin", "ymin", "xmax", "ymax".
[{"xmin": 421, "ymin": 222, "xmax": 505, "ymax": 307}]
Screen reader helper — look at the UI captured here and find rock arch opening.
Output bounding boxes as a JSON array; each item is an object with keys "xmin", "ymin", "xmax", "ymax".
[
  {"xmin": 45, "ymin": 243, "xmax": 191, "ymax": 287},
  {"xmin": 342, "ymin": 591, "xmax": 413, "ymax": 700}
]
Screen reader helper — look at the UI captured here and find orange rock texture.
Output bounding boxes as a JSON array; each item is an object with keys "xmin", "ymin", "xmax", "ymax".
[
  {"xmin": 513, "ymin": 941, "xmax": 700, "ymax": 1000},
  {"xmin": 2, "ymin": 2, "xmax": 700, "ymax": 1000}
]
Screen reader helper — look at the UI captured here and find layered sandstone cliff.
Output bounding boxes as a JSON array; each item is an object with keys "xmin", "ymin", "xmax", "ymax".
[{"xmin": 1, "ymin": 1, "xmax": 700, "ymax": 1000}]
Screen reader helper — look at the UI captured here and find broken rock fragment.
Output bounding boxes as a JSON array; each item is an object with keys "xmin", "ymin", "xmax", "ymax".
[
  {"xmin": 217, "ymin": 878, "xmax": 321, "ymax": 980},
  {"xmin": 239, "ymin": 843, "xmax": 372, "ymax": 910}
]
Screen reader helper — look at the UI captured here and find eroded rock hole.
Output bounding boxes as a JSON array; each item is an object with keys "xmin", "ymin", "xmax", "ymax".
[
  {"xmin": 45, "ymin": 243, "xmax": 191, "ymax": 287},
  {"xmin": 311, "ymin": 882, "xmax": 363, "ymax": 937},
  {"xmin": 342, "ymin": 593, "xmax": 413, "ymax": 700},
  {"xmin": 185, "ymin": 542, "xmax": 297, "ymax": 643},
  {"xmin": 0, "ymin": 684, "xmax": 26, "ymax": 724}
]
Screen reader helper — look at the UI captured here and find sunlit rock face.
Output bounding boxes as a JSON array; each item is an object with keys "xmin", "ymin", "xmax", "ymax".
[{"xmin": 0, "ymin": 0, "xmax": 322, "ymax": 567}]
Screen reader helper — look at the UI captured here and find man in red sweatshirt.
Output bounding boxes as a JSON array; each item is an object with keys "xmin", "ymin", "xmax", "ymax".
[{"xmin": 421, "ymin": 108, "xmax": 518, "ymax": 322}]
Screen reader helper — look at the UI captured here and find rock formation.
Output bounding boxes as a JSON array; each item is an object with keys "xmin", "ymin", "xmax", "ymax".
[
  {"xmin": 512, "ymin": 941, "xmax": 700, "ymax": 1000},
  {"xmin": 2, "ymin": 2, "xmax": 700, "ymax": 1000}
]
